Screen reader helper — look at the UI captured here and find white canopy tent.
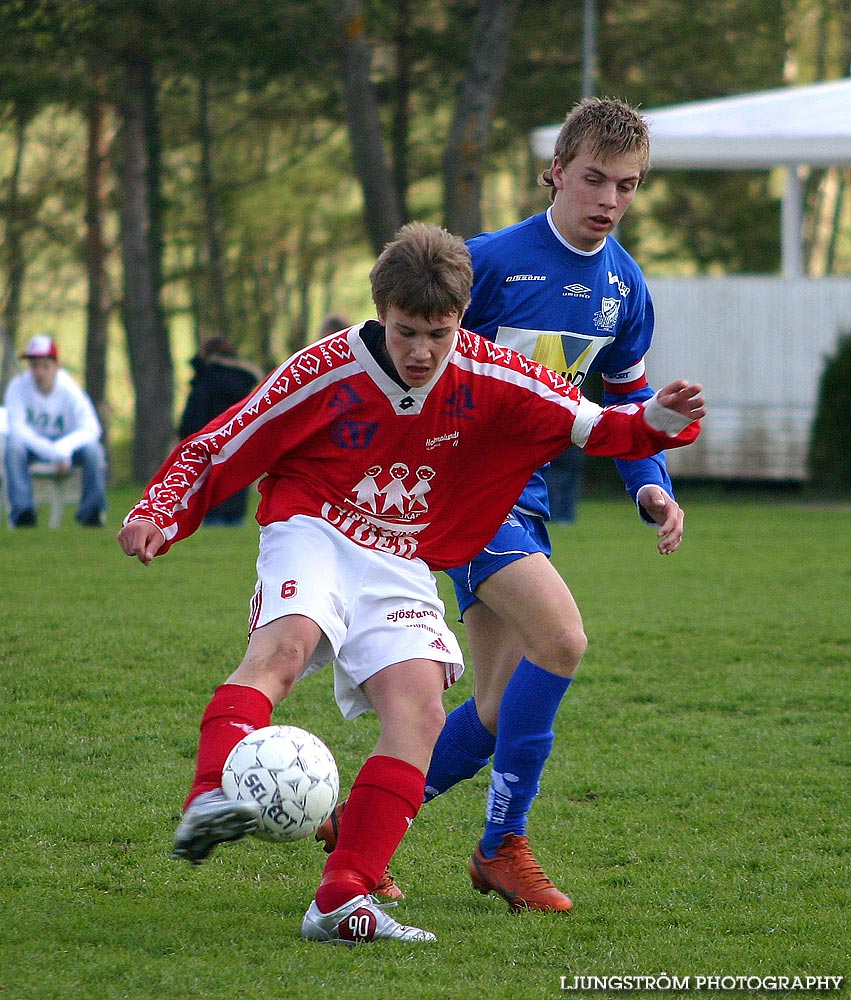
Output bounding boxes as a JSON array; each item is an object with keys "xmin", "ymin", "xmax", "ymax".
[{"xmin": 531, "ymin": 78, "xmax": 851, "ymax": 277}]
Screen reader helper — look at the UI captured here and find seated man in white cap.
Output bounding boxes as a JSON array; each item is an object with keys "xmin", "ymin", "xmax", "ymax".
[{"xmin": 3, "ymin": 335, "xmax": 107, "ymax": 527}]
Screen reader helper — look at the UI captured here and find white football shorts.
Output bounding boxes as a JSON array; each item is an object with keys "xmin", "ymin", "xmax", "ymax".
[{"xmin": 248, "ymin": 515, "xmax": 464, "ymax": 720}]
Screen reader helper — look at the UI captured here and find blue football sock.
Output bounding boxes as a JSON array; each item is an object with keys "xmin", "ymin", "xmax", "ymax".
[
  {"xmin": 423, "ymin": 697, "xmax": 495, "ymax": 802},
  {"xmin": 480, "ymin": 658, "xmax": 572, "ymax": 857}
]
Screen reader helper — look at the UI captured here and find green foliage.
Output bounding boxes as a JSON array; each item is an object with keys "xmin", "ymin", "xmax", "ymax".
[
  {"xmin": 601, "ymin": 0, "xmax": 788, "ymax": 104},
  {"xmin": 808, "ymin": 332, "xmax": 851, "ymax": 493},
  {"xmin": 1, "ymin": 0, "xmax": 851, "ymax": 448},
  {"xmin": 1, "ymin": 489, "xmax": 849, "ymax": 998},
  {"xmin": 624, "ymin": 171, "xmax": 782, "ymax": 276}
]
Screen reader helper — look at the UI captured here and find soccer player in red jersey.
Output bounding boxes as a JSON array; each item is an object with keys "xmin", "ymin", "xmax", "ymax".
[{"xmin": 118, "ymin": 222, "xmax": 704, "ymax": 944}]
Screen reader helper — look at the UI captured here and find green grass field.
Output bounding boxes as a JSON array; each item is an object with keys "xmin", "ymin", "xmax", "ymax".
[{"xmin": 1, "ymin": 487, "xmax": 849, "ymax": 1000}]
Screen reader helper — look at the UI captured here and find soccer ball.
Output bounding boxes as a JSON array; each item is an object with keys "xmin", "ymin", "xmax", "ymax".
[{"xmin": 221, "ymin": 725, "xmax": 339, "ymax": 842}]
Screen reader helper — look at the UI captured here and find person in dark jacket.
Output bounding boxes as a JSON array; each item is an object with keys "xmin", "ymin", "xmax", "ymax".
[{"xmin": 179, "ymin": 336, "xmax": 264, "ymax": 526}]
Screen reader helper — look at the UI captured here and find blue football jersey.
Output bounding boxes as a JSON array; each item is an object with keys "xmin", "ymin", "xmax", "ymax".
[{"xmin": 463, "ymin": 208, "xmax": 672, "ymax": 518}]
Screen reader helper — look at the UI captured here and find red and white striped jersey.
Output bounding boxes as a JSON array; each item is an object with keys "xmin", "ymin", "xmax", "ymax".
[{"xmin": 125, "ymin": 323, "xmax": 699, "ymax": 570}]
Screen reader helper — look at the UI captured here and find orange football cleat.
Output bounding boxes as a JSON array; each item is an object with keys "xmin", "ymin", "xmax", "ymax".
[{"xmin": 469, "ymin": 833, "xmax": 573, "ymax": 912}]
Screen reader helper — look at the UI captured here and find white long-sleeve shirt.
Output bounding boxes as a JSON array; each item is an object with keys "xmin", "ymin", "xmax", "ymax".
[{"xmin": 3, "ymin": 368, "xmax": 102, "ymax": 463}]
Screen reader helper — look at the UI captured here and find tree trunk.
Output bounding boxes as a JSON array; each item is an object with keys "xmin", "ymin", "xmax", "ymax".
[
  {"xmin": 1, "ymin": 114, "xmax": 28, "ymax": 397},
  {"xmin": 291, "ymin": 226, "xmax": 317, "ymax": 354},
  {"xmin": 329, "ymin": 0, "xmax": 404, "ymax": 255},
  {"xmin": 84, "ymin": 89, "xmax": 113, "ymax": 434},
  {"xmin": 119, "ymin": 50, "xmax": 174, "ymax": 483},
  {"xmin": 390, "ymin": 0, "xmax": 412, "ymax": 215},
  {"xmin": 198, "ymin": 75, "xmax": 230, "ymax": 340},
  {"xmin": 443, "ymin": 0, "xmax": 519, "ymax": 238}
]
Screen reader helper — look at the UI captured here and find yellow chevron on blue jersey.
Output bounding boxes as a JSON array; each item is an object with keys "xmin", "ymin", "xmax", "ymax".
[{"xmin": 493, "ymin": 326, "xmax": 614, "ymax": 388}]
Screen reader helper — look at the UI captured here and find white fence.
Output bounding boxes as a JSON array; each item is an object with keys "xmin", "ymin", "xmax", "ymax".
[{"xmin": 645, "ymin": 277, "xmax": 851, "ymax": 480}]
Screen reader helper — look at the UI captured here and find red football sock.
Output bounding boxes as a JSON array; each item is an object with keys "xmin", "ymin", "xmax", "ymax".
[
  {"xmin": 184, "ymin": 683, "xmax": 273, "ymax": 809},
  {"xmin": 315, "ymin": 755, "xmax": 425, "ymax": 913}
]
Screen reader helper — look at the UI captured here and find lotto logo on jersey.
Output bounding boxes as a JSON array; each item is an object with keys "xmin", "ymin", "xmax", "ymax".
[{"xmin": 296, "ymin": 351, "xmax": 323, "ymax": 376}]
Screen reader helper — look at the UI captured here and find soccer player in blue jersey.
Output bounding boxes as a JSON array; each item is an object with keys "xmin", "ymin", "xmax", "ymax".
[
  {"xmin": 436, "ymin": 97, "xmax": 678, "ymax": 911},
  {"xmin": 316, "ymin": 99, "xmax": 695, "ymax": 912}
]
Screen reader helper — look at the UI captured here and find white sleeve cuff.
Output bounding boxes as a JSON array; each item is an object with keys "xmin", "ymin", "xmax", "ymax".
[{"xmin": 643, "ymin": 392, "xmax": 693, "ymax": 437}]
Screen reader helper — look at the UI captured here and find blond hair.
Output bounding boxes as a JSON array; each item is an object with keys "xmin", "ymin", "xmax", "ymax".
[{"xmin": 540, "ymin": 97, "xmax": 650, "ymax": 202}]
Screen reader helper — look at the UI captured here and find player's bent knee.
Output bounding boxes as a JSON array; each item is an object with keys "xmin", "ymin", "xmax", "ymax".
[
  {"xmin": 231, "ymin": 640, "xmax": 308, "ymax": 702},
  {"xmin": 408, "ymin": 697, "xmax": 446, "ymax": 748},
  {"xmin": 530, "ymin": 628, "xmax": 587, "ymax": 677},
  {"xmin": 269, "ymin": 647, "xmax": 308, "ymax": 687},
  {"xmin": 426, "ymin": 700, "xmax": 447, "ymax": 741}
]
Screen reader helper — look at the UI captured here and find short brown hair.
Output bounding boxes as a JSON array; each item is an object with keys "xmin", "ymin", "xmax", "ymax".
[
  {"xmin": 200, "ymin": 335, "xmax": 236, "ymax": 358},
  {"xmin": 370, "ymin": 223, "xmax": 472, "ymax": 320},
  {"xmin": 540, "ymin": 97, "xmax": 650, "ymax": 202}
]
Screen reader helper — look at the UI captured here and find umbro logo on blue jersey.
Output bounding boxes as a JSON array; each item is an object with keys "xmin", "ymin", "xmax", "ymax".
[{"xmin": 563, "ymin": 283, "xmax": 591, "ymax": 297}]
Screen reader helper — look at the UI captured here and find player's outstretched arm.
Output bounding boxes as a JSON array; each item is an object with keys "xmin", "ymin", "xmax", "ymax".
[
  {"xmin": 656, "ymin": 380, "xmax": 706, "ymax": 421},
  {"xmin": 117, "ymin": 519, "xmax": 166, "ymax": 566}
]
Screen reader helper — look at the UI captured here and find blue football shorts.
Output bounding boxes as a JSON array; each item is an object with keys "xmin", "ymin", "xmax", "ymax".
[{"xmin": 445, "ymin": 508, "xmax": 552, "ymax": 619}]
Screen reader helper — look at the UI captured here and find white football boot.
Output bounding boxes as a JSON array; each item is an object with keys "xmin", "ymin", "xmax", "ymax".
[
  {"xmin": 301, "ymin": 894, "xmax": 436, "ymax": 945},
  {"xmin": 172, "ymin": 789, "xmax": 261, "ymax": 865}
]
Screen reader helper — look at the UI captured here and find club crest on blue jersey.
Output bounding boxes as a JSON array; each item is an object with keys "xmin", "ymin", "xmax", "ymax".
[{"xmin": 593, "ymin": 297, "xmax": 621, "ymax": 332}]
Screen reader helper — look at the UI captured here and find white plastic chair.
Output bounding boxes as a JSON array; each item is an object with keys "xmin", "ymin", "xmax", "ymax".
[{"xmin": 0, "ymin": 406, "xmax": 82, "ymax": 529}]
